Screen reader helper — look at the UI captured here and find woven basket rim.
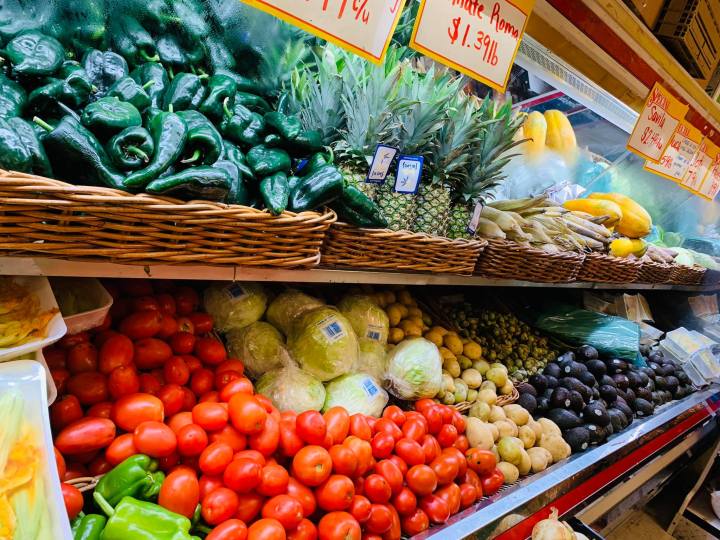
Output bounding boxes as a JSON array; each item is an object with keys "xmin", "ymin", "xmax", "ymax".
[
  {"xmin": 484, "ymin": 238, "xmax": 585, "ymax": 261},
  {"xmin": 331, "ymin": 221, "xmax": 487, "ymax": 248}
]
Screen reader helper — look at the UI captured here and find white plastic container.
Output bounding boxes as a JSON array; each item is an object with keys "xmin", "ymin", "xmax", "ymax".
[
  {"xmin": 0, "ymin": 360, "xmax": 73, "ymax": 540},
  {"xmin": 12, "ymin": 350, "xmax": 58, "ymax": 405},
  {"xmin": 0, "ymin": 276, "xmax": 66, "ymax": 361},
  {"xmin": 51, "ymin": 277, "xmax": 113, "ymax": 335}
]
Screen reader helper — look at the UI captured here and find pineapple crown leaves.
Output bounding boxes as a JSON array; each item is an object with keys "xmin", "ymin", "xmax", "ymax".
[{"xmin": 428, "ymin": 92, "xmax": 475, "ymax": 185}]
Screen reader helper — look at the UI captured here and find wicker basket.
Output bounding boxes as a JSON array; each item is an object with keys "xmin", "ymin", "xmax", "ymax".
[
  {"xmin": 452, "ymin": 384, "xmax": 520, "ymax": 413},
  {"xmin": 577, "ymin": 253, "xmax": 642, "ymax": 283},
  {"xmin": 669, "ymin": 264, "xmax": 707, "ymax": 285},
  {"xmin": 636, "ymin": 261, "xmax": 674, "ymax": 284},
  {"xmin": 66, "ymin": 475, "xmax": 101, "ymax": 493},
  {"xmin": 0, "ymin": 171, "xmax": 336, "ymax": 267},
  {"xmin": 321, "ymin": 222, "xmax": 486, "ymax": 275},
  {"xmin": 474, "ymin": 239, "xmax": 584, "ymax": 283}
]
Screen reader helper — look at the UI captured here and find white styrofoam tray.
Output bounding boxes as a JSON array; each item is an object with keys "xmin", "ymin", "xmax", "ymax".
[{"xmin": 51, "ymin": 277, "xmax": 113, "ymax": 335}]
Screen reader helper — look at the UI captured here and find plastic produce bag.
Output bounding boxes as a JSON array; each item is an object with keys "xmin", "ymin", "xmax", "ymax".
[
  {"xmin": 384, "ymin": 338, "xmax": 442, "ymax": 400},
  {"xmin": 354, "ymin": 338, "xmax": 388, "ymax": 381},
  {"xmin": 225, "ymin": 322, "xmax": 292, "ymax": 379},
  {"xmin": 323, "ymin": 373, "xmax": 388, "ymax": 417},
  {"xmin": 204, "ymin": 282, "xmax": 267, "ymax": 332},
  {"xmin": 337, "ymin": 295, "xmax": 390, "ymax": 344},
  {"xmin": 534, "ymin": 305, "xmax": 640, "ymax": 362},
  {"xmin": 266, "ymin": 289, "xmax": 324, "ymax": 336},
  {"xmin": 255, "ymin": 364, "xmax": 326, "ymax": 412}
]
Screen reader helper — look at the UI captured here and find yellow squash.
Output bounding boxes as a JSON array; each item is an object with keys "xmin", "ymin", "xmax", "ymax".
[
  {"xmin": 588, "ymin": 193, "xmax": 652, "ymax": 238},
  {"xmin": 562, "ymin": 198, "xmax": 622, "ymax": 227},
  {"xmin": 610, "ymin": 237, "xmax": 647, "ymax": 258},
  {"xmin": 544, "ymin": 110, "xmax": 577, "ymax": 158},
  {"xmin": 523, "ymin": 111, "xmax": 547, "ymax": 157}
]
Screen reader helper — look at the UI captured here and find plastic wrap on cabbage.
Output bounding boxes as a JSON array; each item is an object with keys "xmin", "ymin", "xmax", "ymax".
[
  {"xmin": 226, "ymin": 322, "xmax": 292, "ymax": 379},
  {"xmin": 266, "ymin": 289, "xmax": 324, "ymax": 336},
  {"xmin": 354, "ymin": 338, "xmax": 387, "ymax": 381},
  {"xmin": 385, "ymin": 338, "xmax": 442, "ymax": 400},
  {"xmin": 204, "ymin": 282, "xmax": 267, "ymax": 332},
  {"xmin": 255, "ymin": 364, "xmax": 326, "ymax": 412},
  {"xmin": 337, "ymin": 295, "xmax": 390, "ymax": 345},
  {"xmin": 323, "ymin": 373, "xmax": 388, "ymax": 417},
  {"xmin": 288, "ymin": 307, "xmax": 358, "ymax": 381}
]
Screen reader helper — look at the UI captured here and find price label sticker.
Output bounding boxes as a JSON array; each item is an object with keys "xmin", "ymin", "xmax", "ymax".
[
  {"xmin": 367, "ymin": 144, "xmax": 399, "ymax": 183},
  {"xmin": 394, "ymin": 155, "xmax": 424, "ymax": 194},
  {"xmin": 467, "ymin": 201, "xmax": 484, "ymax": 235},
  {"xmin": 627, "ymin": 83, "xmax": 689, "ymax": 163},
  {"xmin": 644, "ymin": 120, "xmax": 702, "ymax": 182},
  {"xmin": 409, "ymin": 0, "xmax": 535, "ymax": 92},
  {"xmin": 682, "ymin": 139, "xmax": 719, "ymax": 193},
  {"xmin": 240, "ymin": 0, "xmax": 406, "ymax": 64}
]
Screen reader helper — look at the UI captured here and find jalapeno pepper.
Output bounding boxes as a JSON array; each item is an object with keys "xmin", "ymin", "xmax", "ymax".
[
  {"xmin": 81, "ymin": 97, "xmax": 142, "ymax": 139},
  {"xmin": 260, "ymin": 172, "xmax": 289, "ymax": 215},
  {"xmin": 3, "ymin": 31, "xmax": 64, "ymax": 77},
  {"xmin": 107, "ymin": 77, "xmax": 152, "ymax": 111},
  {"xmin": 145, "ymin": 165, "xmax": 231, "ymax": 201},
  {"xmin": 97, "ymin": 496, "xmax": 199, "ymax": 540},
  {"xmin": 289, "ymin": 164, "xmax": 344, "ymax": 212},
  {"xmin": 130, "ymin": 62, "xmax": 169, "ymax": 109},
  {"xmin": 106, "ymin": 126, "xmax": 154, "ymax": 170},
  {"xmin": 82, "ymin": 49, "xmax": 129, "ymax": 97},
  {"xmin": 176, "ymin": 110, "xmax": 222, "ymax": 166}
]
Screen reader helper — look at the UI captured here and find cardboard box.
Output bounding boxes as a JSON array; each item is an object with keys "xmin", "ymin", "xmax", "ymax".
[{"xmin": 626, "ymin": 0, "xmax": 665, "ymax": 29}]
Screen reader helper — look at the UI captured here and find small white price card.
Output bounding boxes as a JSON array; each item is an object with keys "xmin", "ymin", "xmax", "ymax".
[
  {"xmin": 240, "ymin": 0, "xmax": 406, "ymax": 63},
  {"xmin": 627, "ymin": 83, "xmax": 688, "ymax": 163},
  {"xmin": 644, "ymin": 120, "xmax": 702, "ymax": 182},
  {"xmin": 367, "ymin": 144, "xmax": 399, "ymax": 183},
  {"xmin": 467, "ymin": 201, "xmax": 484, "ymax": 235},
  {"xmin": 682, "ymin": 139, "xmax": 719, "ymax": 193},
  {"xmin": 409, "ymin": 0, "xmax": 535, "ymax": 92},
  {"xmin": 698, "ymin": 154, "xmax": 720, "ymax": 201},
  {"xmin": 394, "ymin": 155, "xmax": 423, "ymax": 194}
]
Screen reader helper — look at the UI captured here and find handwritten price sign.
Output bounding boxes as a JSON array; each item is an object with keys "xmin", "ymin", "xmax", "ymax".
[
  {"xmin": 644, "ymin": 120, "xmax": 702, "ymax": 182},
  {"xmin": 698, "ymin": 154, "xmax": 720, "ymax": 201},
  {"xmin": 682, "ymin": 139, "xmax": 718, "ymax": 194},
  {"xmin": 409, "ymin": 0, "xmax": 535, "ymax": 92},
  {"xmin": 627, "ymin": 83, "xmax": 688, "ymax": 163},
  {"xmin": 240, "ymin": 0, "xmax": 406, "ymax": 63}
]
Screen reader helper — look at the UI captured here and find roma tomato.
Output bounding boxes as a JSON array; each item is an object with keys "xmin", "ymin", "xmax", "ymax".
[
  {"xmin": 394, "ymin": 438, "xmax": 424, "ymax": 467},
  {"xmin": 164, "ymin": 356, "xmax": 190, "ymax": 386},
  {"xmin": 67, "ymin": 371, "xmax": 108, "ymax": 405},
  {"xmin": 451, "ymin": 411, "xmax": 466, "ymax": 433},
  {"xmin": 133, "ymin": 338, "xmax": 172, "ymax": 370},
  {"xmin": 220, "ymin": 377, "xmax": 254, "ymax": 402},
  {"xmin": 315, "ymin": 475, "xmax": 355, "ymax": 511},
  {"xmin": 207, "ymin": 519, "xmax": 248, "ymax": 540},
  {"xmin": 199, "ymin": 391, "xmax": 219, "ymax": 403},
  {"xmin": 193, "ymin": 402, "xmax": 229, "ymax": 432},
  {"xmin": 401, "ymin": 509, "xmax": 429, "ymax": 536},
  {"xmin": 45, "ymin": 347, "xmax": 67, "ymax": 370},
  {"xmin": 318, "ymin": 512, "xmax": 361, "ymax": 540},
  {"xmin": 169, "ymin": 332, "xmax": 196, "ymax": 355},
  {"xmin": 442, "ymin": 447, "xmax": 467, "ymax": 479},
  {"xmin": 363, "ymin": 475, "xmax": 391, "ymax": 504},
  {"xmin": 236, "ymin": 493, "xmax": 265, "ymax": 523},
  {"xmin": 111, "ymin": 393, "xmax": 164, "ymax": 432},
  {"xmin": 291, "ymin": 446, "xmax": 332, "ymax": 487},
  {"xmin": 188, "ymin": 312, "xmax": 213, "ymax": 333},
  {"xmin": 55, "ymin": 417, "xmax": 116, "ymax": 455},
  {"xmin": 350, "ymin": 495, "xmax": 371, "ymax": 523},
  {"xmin": 139, "ymin": 373, "xmax": 162, "ymax": 395},
  {"xmin": 175, "ymin": 286, "xmax": 200, "ymax": 315},
  {"xmin": 420, "ymin": 435, "xmax": 441, "ymax": 464},
  {"xmin": 435, "ymin": 483, "xmax": 461, "ymax": 515},
  {"xmin": 158, "ymin": 315, "xmax": 178, "ymax": 339},
  {"xmin": 229, "ymin": 394, "xmax": 267, "ymax": 435},
  {"xmin": 51, "ymin": 368, "xmax": 70, "ymax": 396},
  {"xmin": 132, "ymin": 295, "xmax": 160, "ymax": 312},
  {"xmin": 158, "ymin": 384, "xmax": 185, "ymax": 417},
  {"xmin": 168, "ymin": 411, "xmax": 194, "ymax": 433},
  {"xmin": 191, "ymin": 369, "xmax": 215, "ymax": 397},
  {"xmin": 159, "ymin": 468, "xmax": 200, "ymax": 519},
  {"xmin": 99, "ymin": 334, "xmax": 134, "ymax": 374},
  {"xmin": 181, "ymin": 387, "xmax": 197, "ymax": 411},
  {"xmin": 177, "ymin": 424, "xmax": 209, "ymax": 457},
  {"xmin": 50, "ymin": 395, "xmax": 83, "ymax": 431},
  {"xmin": 324, "ymin": 407, "xmax": 350, "ymax": 445},
  {"xmin": 419, "ymin": 494, "xmax": 450, "ymax": 524},
  {"xmin": 329, "ymin": 445, "xmax": 358, "ymax": 477},
  {"xmin": 370, "ymin": 433, "xmax": 393, "ymax": 460},
  {"xmin": 480, "ymin": 468, "xmax": 504, "ymax": 496},
  {"xmin": 465, "ymin": 449, "xmax": 496, "ymax": 475},
  {"xmin": 287, "ymin": 477, "xmax": 316, "ymax": 517},
  {"xmin": 210, "ymin": 425, "xmax": 247, "ymax": 453},
  {"xmin": 373, "ymin": 460, "xmax": 403, "ymax": 496},
  {"xmin": 250, "ymin": 413, "xmax": 280, "ymax": 457},
  {"xmin": 54, "ymin": 447, "xmax": 66, "ymax": 480},
  {"xmin": 453, "ymin": 435, "xmax": 469, "ymax": 452},
  {"xmin": 86, "ymin": 402, "xmax": 112, "ymax": 419},
  {"xmin": 224, "ymin": 458, "xmax": 262, "ymax": 493},
  {"xmin": 108, "ymin": 365, "xmax": 140, "ymax": 400},
  {"xmin": 384, "ymin": 505, "xmax": 401, "ymax": 540},
  {"xmin": 215, "ymin": 370, "xmax": 242, "ymax": 391},
  {"xmin": 199, "ymin": 475, "xmax": 224, "ymax": 500},
  {"xmin": 195, "ymin": 337, "xmax": 227, "ymax": 366},
  {"xmin": 105, "ymin": 433, "xmax": 138, "ymax": 466},
  {"xmin": 373, "ymin": 419, "xmax": 402, "ymax": 441},
  {"xmin": 430, "ymin": 455, "xmax": 458, "ymax": 485},
  {"xmin": 296, "ymin": 411, "xmax": 327, "ymax": 446},
  {"xmin": 67, "ymin": 342, "xmax": 98, "ymax": 374},
  {"xmin": 349, "ymin": 414, "xmax": 372, "ymax": 441},
  {"xmin": 133, "ymin": 421, "xmax": 177, "ymax": 458},
  {"xmin": 405, "ymin": 465, "xmax": 437, "ymax": 497},
  {"xmin": 58, "ymin": 332, "xmax": 89, "ymax": 349},
  {"xmin": 119, "ymin": 310, "xmax": 162, "ymax": 339},
  {"xmin": 391, "ymin": 488, "xmax": 417, "ymax": 516},
  {"xmin": 216, "ymin": 359, "xmax": 246, "ymax": 376},
  {"xmin": 459, "ymin": 483, "xmax": 478, "ymax": 509},
  {"xmin": 422, "ymin": 406, "xmax": 443, "ymax": 435},
  {"xmin": 288, "ymin": 519, "xmax": 317, "ymax": 540},
  {"xmin": 437, "ymin": 424, "xmax": 458, "ymax": 448},
  {"xmin": 199, "ymin": 441, "xmax": 234, "ymax": 476},
  {"xmin": 89, "ymin": 455, "xmax": 112, "ymax": 476},
  {"xmin": 262, "ymin": 495, "xmax": 304, "ymax": 531},
  {"xmin": 343, "ymin": 437, "xmax": 373, "ymax": 477},
  {"xmin": 388, "ymin": 456, "xmax": 407, "ymax": 477},
  {"xmin": 365, "ymin": 505, "xmax": 392, "ymax": 534},
  {"xmin": 234, "ymin": 450, "xmax": 266, "ymax": 466},
  {"xmin": 248, "ymin": 518, "xmax": 286, "ymax": 540},
  {"xmin": 279, "ymin": 412, "xmax": 304, "ymax": 458},
  {"xmin": 156, "ymin": 293, "xmax": 177, "ymax": 315},
  {"xmin": 61, "ymin": 482, "xmax": 83, "ymax": 519},
  {"xmin": 202, "ymin": 487, "xmax": 240, "ymax": 526},
  {"xmin": 257, "ymin": 464, "xmax": 289, "ymax": 497},
  {"xmin": 401, "ymin": 418, "xmax": 427, "ymax": 442},
  {"xmin": 382, "ymin": 406, "xmax": 406, "ymax": 427}
]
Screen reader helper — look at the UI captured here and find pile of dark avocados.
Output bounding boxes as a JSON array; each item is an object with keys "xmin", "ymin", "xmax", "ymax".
[{"xmin": 515, "ymin": 345, "xmax": 695, "ymax": 453}]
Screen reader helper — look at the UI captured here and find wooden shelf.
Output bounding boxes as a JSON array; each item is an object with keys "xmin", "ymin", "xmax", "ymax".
[{"xmin": 684, "ymin": 490, "xmax": 720, "ymax": 537}]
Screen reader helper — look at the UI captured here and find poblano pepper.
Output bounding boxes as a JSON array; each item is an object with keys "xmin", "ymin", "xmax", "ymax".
[
  {"xmin": 156, "ymin": 35, "xmax": 188, "ymax": 70},
  {"xmin": 289, "ymin": 164, "xmax": 344, "ymax": 212},
  {"xmin": 123, "ymin": 111, "xmax": 187, "ymax": 189},
  {"xmin": 300, "ymin": 150, "xmax": 333, "ymax": 176},
  {"xmin": 56, "ymin": 0, "xmax": 107, "ymax": 55},
  {"xmin": 81, "ymin": 97, "xmax": 142, "ymax": 138},
  {"xmin": 171, "ymin": 0, "xmax": 211, "ymax": 41},
  {"xmin": 265, "ymin": 111, "xmax": 301, "ymax": 141},
  {"xmin": 8, "ymin": 117, "xmax": 52, "ymax": 176},
  {"xmin": 214, "ymin": 160, "xmax": 248, "ymax": 205},
  {"xmin": 234, "ymin": 91, "xmax": 271, "ymax": 113},
  {"xmin": 59, "ymin": 61, "xmax": 95, "ymax": 103},
  {"xmin": 162, "ymin": 73, "xmax": 207, "ymax": 112},
  {"xmin": 0, "ymin": 74, "xmax": 26, "ymax": 118},
  {"xmin": 0, "ymin": 118, "xmax": 32, "ymax": 171},
  {"xmin": 221, "ymin": 109, "xmax": 265, "ymax": 148},
  {"xmin": 145, "ymin": 165, "xmax": 231, "ymax": 201},
  {"xmin": 28, "ymin": 62, "xmax": 94, "ymax": 114},
  {"xmin": 130, "ymin": 63, "xmax": 169, "ymax": 109},
  {"xmin": 247, "ymin": 145, "xmax": 291, "ymax": 176},
  {"xmin": 3, "ymin": 31, "xmax": 64, "ymax": 77},
  {"xmin": 35, "ymin": 116, "xmax": 126, "ymax": 190},
  {"xmin": 110, "ymin": 16, "xmax": 158, "ymax": 64},
  {"xmin": 0, "ymin": 3, "xmax": 53, "ymax": 43},
  {"xmin": 333, "ymin": 184, "xmax": 388, "ymax": 228},
  {"xmin": 107, "ymin": 126, "xmax": 154, "ymax": 170},
  {"xmin": 221, "ymin": 140, "xmax": 254, "ymax": 180},
  {"xmin": 215, "ymin": 69, "xmax": 264, "ymax": 94},
  {"xmin": 97, "ymin": 496, "xmax": 200, "ymax": 540},
  {"xmin": 93, "ymin": 454, "xmax": 164, "ymax": 508},
  {"xmin": 284, "ymin": 129, "xmax": 324, "ymax": 154},
  {"xmin": 107, "ymin": 77, "xmax": 153, "ymax": 111},
  {"xmin": 199, "ymin": 74, "xmax": 236, "ymax": 121},
  {"xmin": 83, "ymin": 50, "xmax": 129, "ymax": 96},
  {"xmin": 176, "ymin": 110, "xmax": 222, "ymax": 165},
  {"xmin": 260, "ymin": 172, "xmax": 289, "ymax": 215},
  {"xmin": 72, "ymin": 513, "xmax": 106, "ymax": 540},
  {"xmin": 135, "ymin": 0, "xmax": 181, "ymax": 33},
  {"xmin": 263, "ymin": 134, "xmax": 282, "ymax": 147},
  {"xmin": 206, "ymin": 39, "xmax": 236, "ymax": 72}
]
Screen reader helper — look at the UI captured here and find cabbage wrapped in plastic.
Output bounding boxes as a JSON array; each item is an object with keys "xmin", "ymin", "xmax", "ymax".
[
  {"xmin": 385, "ymin": 338, "xmax": 442, "ymax": 400},
  {"xmin": 204, "ymin": 282, "xmax": 267, "ymax": 332},
  {"xmin": 288, "ymin": 307, "xmax": 358, "ymax": 381},
  {"xmin": 354, "ymin": 338, "xmax": 387, "ymax": 381},
  {"xmin": 266, "ymin": 289, "xmax": 324, "ymax": 336},
  {"xmin": 256, "ymin": 365, "xmax": 326, "ymax": 412},
  {"xmin": 226, "ymin": 322, "xmax": 292, "ymax": 379},
  {"xmin": 337, "ymin": 295, "xmax": 389, "ymax": 345},
  {"xmin": 323, "ymin": 373, "xmax": 388, "ymax": 417}
]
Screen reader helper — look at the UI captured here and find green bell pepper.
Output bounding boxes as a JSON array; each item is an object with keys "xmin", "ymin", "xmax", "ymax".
[
  {"xmin": 234, "ymin": 91, "xmax": 271, "ymax": 113},
  {"xmin": 221, "ymin": 140, "xmax": 255, "ymax": 180},
  {"xmin": 35, "ymin": 116, "xmax": 126, "ymax": 190},
  {"xmin": 247, "ymin": 145, "xmax": 291, "ymax": 177},
  {"xmin": 206, "ymin": 39, "xmax": 236, "ymax": 72},
  {"xmin": 8, "ymin": 117, "xmax": 52, "ymax": 176},
  {"xmin": 145, "ymin": 165, "xmax": 231, "ymax": 201},
  {"xmin": 123, "ymin": 111, "xmax": 187, "ymax": 189},
  {"xmin": 162, "ymin": 73, "xmax": 207, "ymax": 112},
  {"xmin": 110, "ymin": 16, "xmax": 158, "ymax": 64},
  {"xmin": 81, "ymin": 97, "xmax": 142, "ymax": 139},
  {"xmin": 265, "ymin": 111, "xmax": 301, "ymax": 141},
  {"xmin": 72, "ymin": 513, "xmax": 106, "ymax": 540},
  {"xmin": 214, "ymin": 159, "xmax": 248, "ymax": 205},
  {"xmin": 3, "ymin": 31, "xmax": 64, "ymax": 77},
  {"xmin": 0, "ymin": 118, "xmax": 32, "ymax": 172},
  {"xmin": 130, "ymin": 63, "xmax": 169, "ymax": 109},
  {"xmin": 97, "ymin": 496, "xmax": 200, "ymax": 540},
  {"xmin": 334, "ymin": 184, "xmax": 388, "ymax": 228},
  {"xmin": 0, "ymin": 74, "xmax": 26, "ymax": 118},
  {"xmin": 107, "ymin": 126, "xmax": 154, "ymax": 170},
  {"xmin": 156, "ymin": 35, "xmax": 188, "ymax": 70},
  {"xmin": 176, "ymin": 110, "xmax": 222, "ymax": 166},
  {"xmin": 199, "ymin": 75, "xmax": 236, "ymax": 121},
  {"xmin": 93, "ymin": 454, "xmax": 163, "ymax": 509},
  {"xmin": 83, "ymin": 50, "xmax": 129, "ymax": 96},
  {"xmin": 289, "ymin": 164, "xmax": 344, "ymax": 212},
  {"xmin": 260, "ymin": 172, "xmax": 289, "ymax": 215},
  {"xmin": 107, "ymin": 77, "xmax": 152, "ymax": 111}
]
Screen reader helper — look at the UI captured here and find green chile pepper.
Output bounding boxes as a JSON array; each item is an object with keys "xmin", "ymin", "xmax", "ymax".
[
  {"xmin": 81, "ymin": 97, "xmax": 142, "ymax": 138},
  {"xmin": 3, "ymin": 31, "xmax": 64, "ymax": 77},
  {"xmin": 110, "ymin": 16, "xmax": 158, "ymax": 64},
  {"xmin": 334, "ymin": 184, "xmax": 388, "ymax": 228},
  {"xmin": 97, "ymin": 496, "xmax": 199, "ymax": 540},
  {"xmin": 123, "ymin": 111, "xmax": 188, "ymax": 189},
  {"xmin": 247, "ymin": 145, "xmax": 291, "ymax": 177},
  {"xmin": 130, "ymin": 63, "xmax": 169, "ymax": 109},
  {"xmin": 107, "ymin": 77, "xmax": 152, "ymax": 111},
  {"xmin": 289, "ymin": 165, "xmax": 344, "ymax": 212},
  {"xmin": 265, "ymin": 111, "xmax": 301, "ymax": 141},
  {"xmin": 234, "ymin": 91, "xmax": 271, "ymax": 113},
  {"xmin": 82, "ymin": 50, "xmax": 129, "ymax": 97},
  {"xmin": 176, "ymin": 110, "xmax": 222, "ymax": 165},
  {"xmin": 214, "ymin": 160, "xmax": 248, "ymax": 205},
  {"xmin": 145, "ymin": 165, "xmax": 231, "ymax": 201},
  {"xmin": 221, "ymin": 140, "xmax": 254, "ymax": 180},
  {"xmin": 260, "ymin": 172, "xmax": 289, "ymax": 215},
  {"xmin": 72, "ymin": 513, "xmax": 106, "ymax": 540},
  {"xmin": 156, "ymin": 35, "xmax": 187, "ymax": 69},
  {"xmin": 107, "ymin": 126, "xmax": 154, "ymax": 170},
  {"xmin": 8, "ymin": 117, "xmax": 52, "ymax": 176},
  {"xmin": 0, "ymin": 74, "xmax": 26, "ymax": 118},
  {"xmin": 199, "ymin": 74, "xmax": 236, "ymax": 121},
  {"xmin": 162, "ymin": 73, "xmax": 206, "ymax": 112}
]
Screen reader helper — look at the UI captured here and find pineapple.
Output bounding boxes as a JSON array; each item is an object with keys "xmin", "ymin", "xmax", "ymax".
[{"xmin": 447, "ymin": 96, "xmax": 526, "ymax": 239}]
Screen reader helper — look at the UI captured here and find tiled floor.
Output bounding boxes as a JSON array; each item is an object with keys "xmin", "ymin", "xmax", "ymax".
[{"xmin": 605, "ymin": 511, "xmax": 717, "ymax": 540}]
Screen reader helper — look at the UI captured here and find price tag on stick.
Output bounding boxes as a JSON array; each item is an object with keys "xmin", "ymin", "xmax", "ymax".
[
  {"xmin": 409, "ymin": 0, "xmax": 535, "ymax": 92},
  {"xmin": 367, "ymin": 144, "xmax": 399, "ymax": 183},
  {"xmin": 394, "ymin": 155, "xmax": 424, "ymax": 194}
]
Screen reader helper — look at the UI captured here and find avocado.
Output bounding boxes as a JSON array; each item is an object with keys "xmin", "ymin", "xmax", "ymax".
[
  {"xmin": 635, "ymin": 387, "xmax": 652, "ymax": 401},
  {"xmin": 568, "ymin": 390, "xmax": 585, "ymax": 413},
  {"xmin": 640, "ymin": 367, "xmax": 656, "ymax": 380},
  {"xmin": 648, "ymin": 362, "xmax": 661, "ymax": 372},
  {"xmin": 651, "ymin": 391, "xmax": 662, "ymax": 405},
  {"xmin": 608, "ymin": 408, "xmax": 628, "ymax": 431},
  {"xmin": 543, "ymin": 363, "xmax": 562, "ymax": 378},
  {"xmin": 605, "ymin": 358, "xmax": 628, "ymax": 375},
  {"xmin": 633, "ymin": 398, "xmax": 654, "ymax": 417},
  {"xmin": 599, "ymin": 385, "xmax": 617, "ymax": 403},
  {"xmin": 677, "ymin": 371, "xmax": 690, "ymax": 385},
  {"xmin": 657, "ymin": 364, "xmax": 675, "ymax": 377},
  {"xmin": 665, "ymin": 375, "xmax": 679, "ymax": 395},
  {"xmin": 563, "ymin": 426, "xmax": 590, "ymax": 452},
  {"xmin": 639, "ymin": 344, "xmax": 651, "ymax": 357},
  {"xmin": 558, "ymin": 351, "xmax": 576, "ymax": 363},
  {"xmin": 600, "ymin": 375, "xmax": 616, "ymax": 387},
  {"xmin": 612, "ymin": 374, "xmax": 630, "ymax": 391},
  {"xmin": 536, "ymin": 396, "xmax": 551, "ymax": 413},
  {"xmin": 586, "ymin": 359, "xmax": 607, "ymax": 379},
  {"xmin": 613, "ymin": 400, "xmax": 634, "ymax": 421},
  {"xmin": 562, "ymin": 361, "xmax": 588, "ymax": 379},
  {"xmin": 550, "ymin": 387, "xmax": 572, "ymax": 409},
  {"xmin": 579, "ymin": 371, "xmax": 598, "ymax": 388},
  {"xmin": 543, "ymin": 388, "xmax": 554, "ymax": 399},
  {"xmin": 636, "ymin": 371, "xmax": 650, "ymax": 386},
  {"xmin": 626, "ymin": 371, "xmax": 643, "ymax": 388},
  {"xmin": 583, "ymin": 401, "xmax": 610, "ymax": 427},
  {"xmin": 517, "ymin": 382, "xmax": 537, "ymax": 396},
  {"xmin": 625, "ymin": 388, "xmax": 636, "ymax": 402},
  {"xmin": 655, "ymin": 376, "xmax": 667, "ymax": 390},
  {"xmin": 529, "ymin": 374, "xmax": 548, "ymax": 393},
  {"xmin": 517, "ymin": 393, "xmax": 537, "ymax": 414},
  {"xmin": 545, "ymin": 375, "xmax": 559, "ymax": 389},
  {"xmin": 577, "ymin": 345, "xmax": 599, "ymax": 361},
  {"xmin": 558, "ymin": 356, "xmax": 575, "ymax": 375},
  {"xmin": 586, "ymin": 423, "xmax": 612, "ymax": 444},
  {"xmin": 646, "ymin": 379, "xmax": 655, "ymax": 391},
  {"xmin": 648, "ymin": 351, "xmax": 663, "ymax": 363},
  {"xmin": 575, "ymin": 383, "xmax": 592, "ymax": 403},
  {"xmin": 592, "ymin": 387, "xmax": 600, "ymax": 401},
  {"xmin": 547, "ymin": 408, "xmax": 583, "ymax": 430},
  {"xmin": 559, "ymin": 377, "xmax": 582, "ymax": 391}
]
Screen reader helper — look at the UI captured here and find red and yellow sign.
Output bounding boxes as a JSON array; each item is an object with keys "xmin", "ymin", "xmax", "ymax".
[
  {"xmin": 409, "ymin": 0, "xmax": 535, "ymax": 92},
  {"xmin": 681, "ymin": 139, "xmax": 719, "ymax": 196},
  {"xmin": 240, "ymin": 0, "xmax": 406, "ymax": 64},
  {"xmin": 644, "ymin": 120, "xmax": 702, "ymax": 182}
]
